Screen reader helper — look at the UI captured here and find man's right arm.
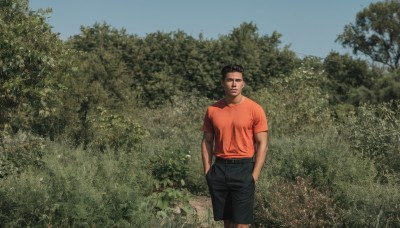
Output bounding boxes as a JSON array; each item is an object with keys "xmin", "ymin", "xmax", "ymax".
[{"xmin": 201, "ymin": 132, "xmax": 214, "ymax": 175}]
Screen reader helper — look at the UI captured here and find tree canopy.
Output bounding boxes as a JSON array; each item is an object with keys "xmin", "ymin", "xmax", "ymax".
[
  {"xmin": 336, "ymin": 1, "xmax": 400, "ymax": 70},
  {"xmin": 0, "ymin": 0, "xmax": 66, "ymax": 135}
]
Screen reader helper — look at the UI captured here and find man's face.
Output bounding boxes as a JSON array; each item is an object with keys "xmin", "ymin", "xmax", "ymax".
[{"xmin": 221, "ymin": 72, "xmax": 245, "ymax": 98}]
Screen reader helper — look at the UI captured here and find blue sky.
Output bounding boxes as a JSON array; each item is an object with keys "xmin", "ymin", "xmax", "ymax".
[{"xmin": 30, "ymin": 0, "xmax": 379, "ymax": 59}]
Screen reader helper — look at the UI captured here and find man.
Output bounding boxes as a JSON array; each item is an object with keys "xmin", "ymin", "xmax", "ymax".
[{"xmin": 201, "ymin": 64, "xmax": 268, "ymax": 228}]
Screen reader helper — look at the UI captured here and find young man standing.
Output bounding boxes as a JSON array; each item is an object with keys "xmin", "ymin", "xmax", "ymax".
[{"xmin": 201, "ymin": 64, "xmax": 268, "ymax": 228}]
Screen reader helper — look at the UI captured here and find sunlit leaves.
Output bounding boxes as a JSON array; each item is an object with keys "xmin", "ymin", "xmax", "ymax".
[{"xmin": 336, "ymin": 1, "xmax": 400, "ymax": 70}]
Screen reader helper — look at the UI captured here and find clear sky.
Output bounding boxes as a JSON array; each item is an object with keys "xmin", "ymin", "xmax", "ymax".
[{"xmin": 30, "ymin": 0, "xmax": 380, "ymax": 59}]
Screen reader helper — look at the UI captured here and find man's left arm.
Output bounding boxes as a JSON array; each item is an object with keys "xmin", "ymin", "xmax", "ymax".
[{"xmin": 252, "ymin": 131, "xmax": 268, "ymax": 183}]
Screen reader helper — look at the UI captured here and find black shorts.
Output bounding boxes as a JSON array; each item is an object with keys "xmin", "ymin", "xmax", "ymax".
[{"xmin": 205, "ymin": 157, "xmax": 255, "ymax": 224}]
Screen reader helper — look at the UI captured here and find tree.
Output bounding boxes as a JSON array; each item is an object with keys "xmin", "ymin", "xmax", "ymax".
[
  {"xmin": 336, "ymin": 1, "xmax": 400, "ymax": 70},
  {"xmin": 323, "ymin": 52, "xmax": 376, "ymax": 103},
  {"xmin": 217, "ymin": 22, "xmax": 299, "ymax": 92},
  {"xmin": 0, "ymin": 0, "xmax": 66, "ymax": 136},
  {"xmin": 372, "ymin": 71, "xmax": 400, "ymax": 102},
  {"xmin": 65, "ymin": 23, "xmax": 141, "ymax": 145}
]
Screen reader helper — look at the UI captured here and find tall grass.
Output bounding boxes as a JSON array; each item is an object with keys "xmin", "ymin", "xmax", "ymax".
[{"xmin": 0, "ymin": 141, "xmax": 157, "ymax": 227}]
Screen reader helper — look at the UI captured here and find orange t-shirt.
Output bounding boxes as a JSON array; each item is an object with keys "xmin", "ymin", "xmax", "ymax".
[{"xmin": 202, "ymin": 97, "xmax": 268, "ymax": 158}]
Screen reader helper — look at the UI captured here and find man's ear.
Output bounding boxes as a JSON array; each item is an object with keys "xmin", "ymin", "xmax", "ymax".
[{"xmin": 242, "ymin": 82, "xmax": 245, "ymax": 88}]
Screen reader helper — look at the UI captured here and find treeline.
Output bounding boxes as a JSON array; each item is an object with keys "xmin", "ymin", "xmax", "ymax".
[{"xmin": 1, "ymin": 0, "xmax": 399, "ymax": 227}]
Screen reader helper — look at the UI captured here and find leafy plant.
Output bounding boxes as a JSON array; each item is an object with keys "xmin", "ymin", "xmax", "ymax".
[
  {"xmin": 255, "ymin": 178, "xmax": 340, "ymax": 227},
  {"xmin": 0, "ymin": 131, "xmax": 44, "ymax": 178},
  {"xmin": 88, "ymin": 106, "xmax": 149, "ymax": 151}
]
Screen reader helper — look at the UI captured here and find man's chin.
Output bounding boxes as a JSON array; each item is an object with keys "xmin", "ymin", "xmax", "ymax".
[{"xmin": 227, "ymin": 93, "xmax": 241, "ymax": 98}]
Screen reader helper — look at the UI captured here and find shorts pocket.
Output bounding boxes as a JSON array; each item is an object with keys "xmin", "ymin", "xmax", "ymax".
[{"xmin": 205, "ymin": 165, "xmax": 213, "ymax": 179}]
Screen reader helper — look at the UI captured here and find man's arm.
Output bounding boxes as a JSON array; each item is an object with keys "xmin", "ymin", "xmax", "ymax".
[
  {"xmin": 201, "ymin": 132, "xmax": 214, "ymax": 175},
  {"xmin": 252, "ymin": 131, "xmax": 268, "ymax": 183}
]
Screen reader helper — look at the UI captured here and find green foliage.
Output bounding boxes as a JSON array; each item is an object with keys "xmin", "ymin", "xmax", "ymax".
[
  {"xmin": 67, "ymin": 22, "xmax": 299, "ymax": 107},
  {"xmin": 335, "ymin": 177, "xmax": 400, "ymax": 227},
  {"xmin": 87, "ymin": 107, "xmax": 148, "ymax": 151},
  {"xmin": 336, "ymin": 1, "xmax": 400, "ymax": 70},
  {"xmin": 259, "ymin": 126, "xmax": 399, "ymax": 227},
  {"xmin": 338, "ymin": 101, "xmax": 400, "ymax": 175},
  {"xmin": 151, "ymin": 147, "xmax": 191, "ymax": 188},
  {"xmin": 67, "ymin": 24, "xmax": 136, "ymax": 109},
  {"xmin": 136, "ymin": 93, "xmax": 210, "ymax": 194},
  {"xmin": 255, "ymin": 178, "xmax": 340, "ymax": 227},
  {"xmin": 372, "ymin": 71, "xmax": 400, "ymax": 102},
  {"xmin": 253, "ymin": 66, "xmax": 332, "ymax": 136},
  {"xmin": 0, "ymin": 131, "xmax": 44, "ymax": 178},
  {"xmin": 218, "ymin": 22, "xmax": 300, "ymax": 92},
  {"xmin": 324, "ymin": 52, "xmax": 372, "ymax": 88},
  {"xmin": 267, "ymin": 129, "xmax": 377, "ymax": 190},
  {"xmin": 0, "ymin": 141, "xmax": 157, "ymax": 227},
  {"xmin": 323, "ymin": 52, "xmax": 377, "ymax": 104},
  {"xmin": 0, "ymin": 0, "xmax": 66, "ymax": 134}
]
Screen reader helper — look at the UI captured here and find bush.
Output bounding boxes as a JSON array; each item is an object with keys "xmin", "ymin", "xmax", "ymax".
[
  {"xmin": 253, "ymin": 66, "xmax": 332, "ymax": 136},
  {"xmin": 87, "ymin": 106, "xmax": 149, "ymax": 152},
  {"xmin": 0, "ymin": 141, "xmax": 157, "ymax": 227},
  {"xmin": 255, "ymin": 178, "xmax": 340, "ymax": 227},
  {"xmin": 338, "ymin": 101, "xmax": 400, "ymax": 176},
  {"xmin": 256, "ymin": 125, "xmax": 399, "ymax": 227},
  {"xmin": 151, "ymin": 147, "xmax": 191, "ymax": 188},
  {"xmin": 266, "ymin": 129, "xmax": 376, "ymax": 190},
  {"xmin": 135, "ymin": 93, "xmax": 210, "ymax": 194},
  {"xmin": 335, "ymin": 178, "xmax": 400, "ymax": 227},
  {"xmin": 0, "ymin": 131, "xmax": 45, "ymax": 178}
]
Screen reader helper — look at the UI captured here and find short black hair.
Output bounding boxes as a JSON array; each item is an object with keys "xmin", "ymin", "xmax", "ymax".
[{"xmin": 221, "ymin": 64, "xmax": 244, "ymax": 80}]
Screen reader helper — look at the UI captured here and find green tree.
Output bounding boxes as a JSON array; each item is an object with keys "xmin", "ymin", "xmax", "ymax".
[
  {"xmin": 323, "ymin": 52, "xmax": 376, "ymax": 104},
  {"xmin": 137, "ymin": 31, "xmax": 183, "ymax": 107},
  {"xmin": 65, "ymin": 23, "xmax": 142, "ymax": 146},
  {"xmin": 218, "ymin": 22, "xmax": 299, "ymax": 92},
  {"xmin": 336, "ymin": 1, "xmax": 400, "ymax": 70},
  {"xmin": 372, "ymin": 70, "xmax": 400, "ymax": 102},
  {"xmin": 0, "ymin": 0, "xmax": 66, "ymax": 136}
]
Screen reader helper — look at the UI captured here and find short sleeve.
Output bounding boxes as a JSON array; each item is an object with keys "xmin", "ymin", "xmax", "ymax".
[
  {"xmin": 253, "ymin": 105, "xmax": 268, "ymax": 133},
  {"xmin": 202, "ymin": 108, "xmax": 214, "ymax": 133}
]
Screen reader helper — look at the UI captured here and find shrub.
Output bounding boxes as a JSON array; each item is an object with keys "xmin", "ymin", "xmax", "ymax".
[
  {"xmin": 257, "ymin": 125, "xmax": 399, "ymax": 227},
  {"xmin": 87, "ymin": 106, "xmax": 149, "ymax": 151},
  {"xmin": 335, "ymin": 178, "xmax": 400, "ymax": 227},
  {"xmin": 338, "ymin": 101, "xmax": 400, "ymax": 176},
  {"xmin": 252, "ymin": 66, "xmax": 332, "ymax": 136},
  {"xmin": 151, "ymin": 147, "xmax": 191, "ymax": 188},
  {"xmin": 255, "ymin": 178, "xmax": 340, "ymax": 227},
  {"xmin": 0, "ymin": 131, "xmax": 45, "ymax": 178},
  {"xmin": 0, "ymin": 141, "xmax": 157, "ymax": 227},
  {"xmin": 135, "ymin": 93, "xmax": 210, "ymax": 194},
  {"xmin": 266, "ymin": 129, "xmax": 377, "ymax": 191}
]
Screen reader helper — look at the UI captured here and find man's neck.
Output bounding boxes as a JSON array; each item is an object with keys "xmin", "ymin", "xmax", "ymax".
[{"xmin": 225, "ymin": 94, "xmax": 244, "ymax": 105}]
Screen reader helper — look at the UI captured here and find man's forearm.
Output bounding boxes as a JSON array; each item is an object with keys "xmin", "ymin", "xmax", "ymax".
[
  {"xmin": 253, "ymin": 145, "xmax": 267, "ymax": 180},
  {"xmin": 201, "ymin": 139, "xmax": 213, "ymax": 175},
  {"xmin": 252, "ymin": 132, "xmax": 268, "ymax": 182}
]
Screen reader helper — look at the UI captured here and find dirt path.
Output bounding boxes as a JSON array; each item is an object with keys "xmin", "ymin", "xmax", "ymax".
[{"xmin": 188, "ymin": 196, "xmax": 222, "ymax": 227}]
